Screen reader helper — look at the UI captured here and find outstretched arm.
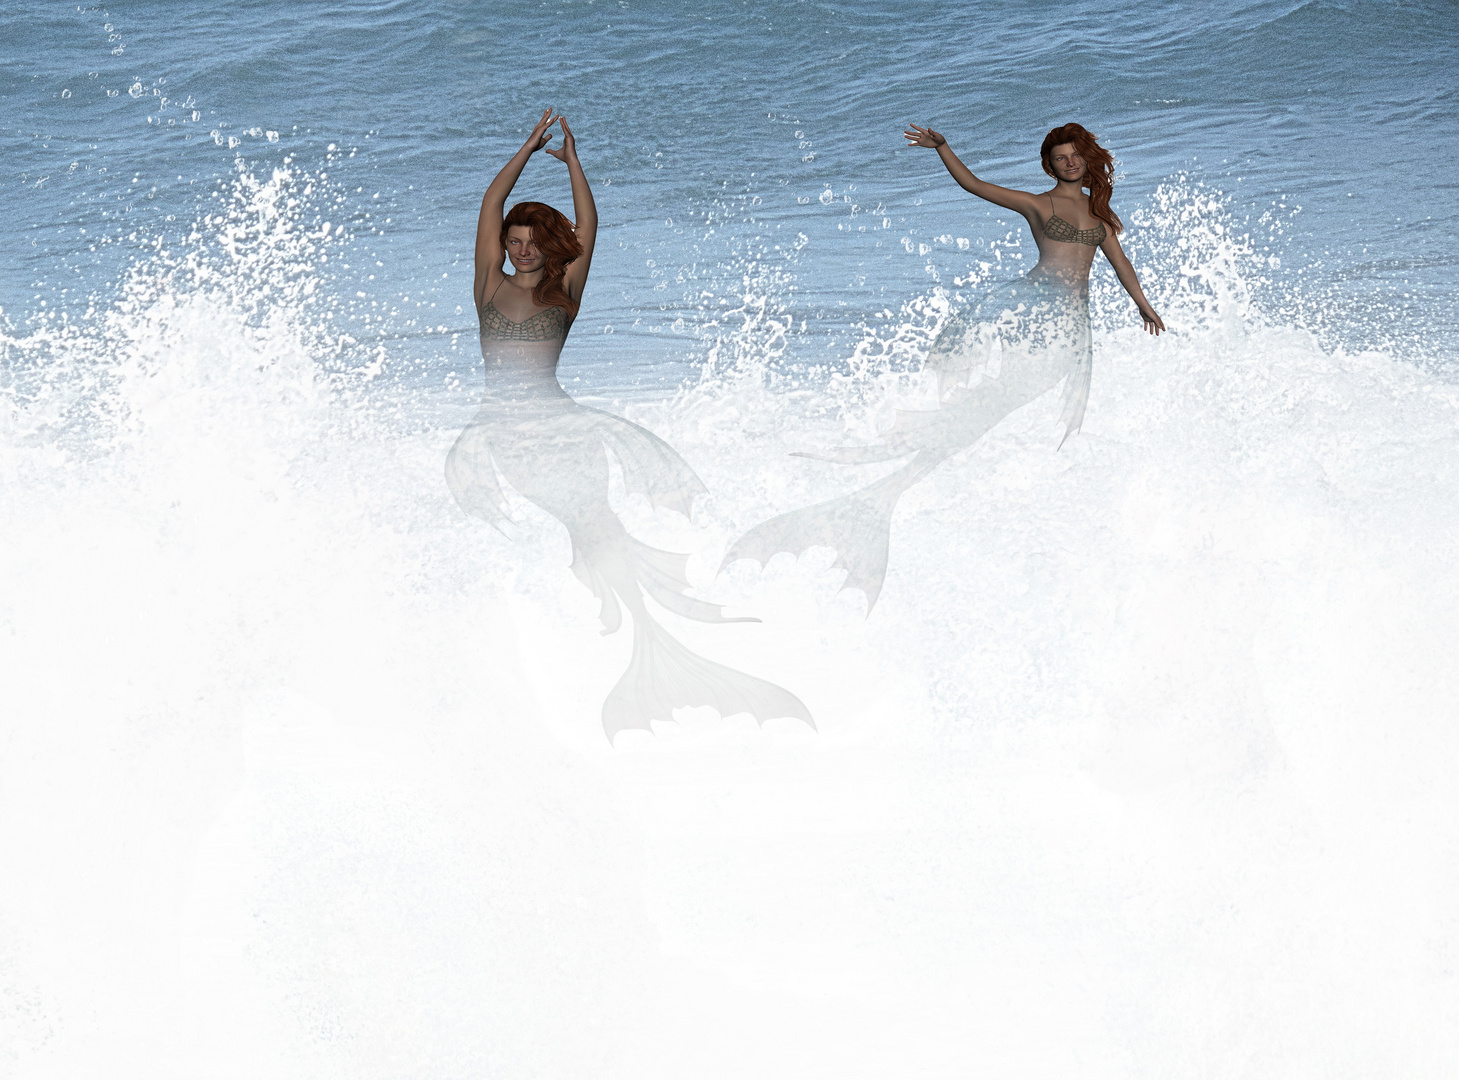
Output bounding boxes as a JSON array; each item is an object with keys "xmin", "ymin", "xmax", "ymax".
[
  {"xmin": 474, "ymin": 108, "xmax": 559, "ymax": 308},
  {"xmin": 904, "ymin": 124, "xmax": 1041, "ymax": 217},
  {"xmin": 1100, "ymin": 231, "xmax": 1165, "ymax": 335},
  {"xmin": 546, "ymin": 116, "xmax": 597, "ymax": 303}
]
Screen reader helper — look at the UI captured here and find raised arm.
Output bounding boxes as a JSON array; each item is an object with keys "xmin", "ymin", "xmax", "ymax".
[
  {"xmin": 474, "ymin": 108, "xmax": 559, "ymax": 308},
  {"xmin": 904, "ymin": 124, "xmax": 1042, "ymax": 217},
  {"xmin": 1099, "ymin": 230, "xmax": 1165, "ymax": 335},
  {"xmin": 545, "ymin": 116, "xmax": 597, "ymax": 303}
]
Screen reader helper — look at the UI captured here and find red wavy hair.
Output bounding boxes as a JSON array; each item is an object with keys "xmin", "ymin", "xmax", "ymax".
[
  {"xmin": 1040, "ymin": 123, "xmax": 1122, "ymax": 235},
  {"xmin": 501, "ymin": 201, "xmax": 583, "ymax": 316}
]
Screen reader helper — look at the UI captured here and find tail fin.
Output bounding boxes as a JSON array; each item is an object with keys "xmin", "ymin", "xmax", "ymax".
[
  {"xmin": 603, "ymin": 617, "xmax": 814, "ymax": 742},
  {"xmin": 720, "ymin": 456, "xmax": 936, "ymax": 611},
  {"xmin": 570, "ymin": 531, "xmax": 759, "ymax": 635},
  {"xmin": 1056, "ymin": 346, "xmax": 1092, "ymax": 450},
  {"xmin": 444, "ymin": 427, "xmax": 513, "ymax": 533},
  {"xmin": 627, "ymin": 537, "xmax": 758, "ymax": 624}
]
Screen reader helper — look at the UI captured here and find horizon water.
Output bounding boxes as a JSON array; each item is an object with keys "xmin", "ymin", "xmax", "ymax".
[{"xmin": 4, "ymin": 2, "xmax": 1459, "ymax": 1077}]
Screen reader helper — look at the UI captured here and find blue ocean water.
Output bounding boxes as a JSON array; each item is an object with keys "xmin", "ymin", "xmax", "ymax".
[
  {"xmin": 5, "ymin": 0, "xmax": 1456, "ymax": 389},
  {"xmin": 4, "ymin": 3, "xmax": 1459, "ymax": 1078}
]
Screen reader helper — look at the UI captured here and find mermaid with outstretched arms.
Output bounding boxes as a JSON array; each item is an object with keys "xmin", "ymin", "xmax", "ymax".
[
  {"xmin": 911, "ymin": 122, "xmax": 1164, "ymax": 336},
  {"xmin": 724, "ymin": 122, "xmax": 1163, "ymax": 609},
  {"xmin": 447, "ymin": 109, "xmax": 811, "ymax": 739}
]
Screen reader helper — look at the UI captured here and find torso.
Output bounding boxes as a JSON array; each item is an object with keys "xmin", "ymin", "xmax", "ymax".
[
  {"xmin": 477, "ymin": 279, "xmax": 571, "ymax": 395},
  {"xmin": 1029, "ymin": 191, "xmax": 1106, "ymax": 289}
]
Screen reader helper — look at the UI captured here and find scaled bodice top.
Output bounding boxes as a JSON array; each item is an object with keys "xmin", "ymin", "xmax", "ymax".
[
  {"xmin": 1041, "ymin": 212, "xmax": 1107, "ymax": 247},
  {"xmin": 478, "ymin": 293, "xmax": 569, "ymax": 342}
]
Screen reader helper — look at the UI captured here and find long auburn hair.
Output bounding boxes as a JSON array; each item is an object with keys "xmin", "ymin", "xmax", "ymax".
[
  {"xmin": 501, "ymin": 201, "xmax": 583, "ymax": 316},
  {"xmin": 1040, "ymin": 123, "xmax": 1122, "ymax": 235}
]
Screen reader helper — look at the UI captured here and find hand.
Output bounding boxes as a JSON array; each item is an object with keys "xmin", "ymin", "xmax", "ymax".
[
  {"xmin": 1139, "ymin": 305, "xmax": 1165, "ymax": 336},
  {"xmin": 545, "ymin": 115, "xmax": 577, "ymax": 163},
  {"xmin": 904, "ymin": 123, "xmax": 946, "ymax": 149},
  {"xmin": 524, "ymin": 107, "xmax": 560, "ymax": 154}
]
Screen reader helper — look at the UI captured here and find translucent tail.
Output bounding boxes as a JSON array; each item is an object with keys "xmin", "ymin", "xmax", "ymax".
[
  {"xmin": 570, "ymin": 532, "xmax": 759, "ymax": 635},
  {"xmin": 721, "ymin": 454, "xmax": 941, "ymax": 611},
  {"xmin": 602, "ymin": 616, "xmax": 814, "ymax": 742},
  {"xmin": 444, "ymin": 424, "xmax": 513, "ymax": 534}
]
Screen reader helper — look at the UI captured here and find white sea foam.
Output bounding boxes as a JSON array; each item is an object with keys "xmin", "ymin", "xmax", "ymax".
[{"xmin": 3, "ymin": 170, "xmax": 1457, "ymax": 1077}]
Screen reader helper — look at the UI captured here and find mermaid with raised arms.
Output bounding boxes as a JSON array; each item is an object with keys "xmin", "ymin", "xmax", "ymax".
[
  {"xmin": 724, "ymin": 122, "xmax": 1165, "ymax": 608},
  {"xmin": 447, "ymin": 109, "xmax": 811, "ymax": 739}
]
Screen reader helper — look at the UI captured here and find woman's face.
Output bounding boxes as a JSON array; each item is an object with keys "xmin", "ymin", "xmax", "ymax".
[
  {"xmin": 505, "ymin": 225, "xmax": 544, "ymax": 272},
  {"xmin": 1048, "ymin": 143, "xmax": 1087, "ymax": 183}
]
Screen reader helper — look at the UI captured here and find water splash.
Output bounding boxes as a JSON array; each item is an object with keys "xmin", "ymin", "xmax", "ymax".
[{"xmin": 4, "ymin": 170, "xmax": 1459, "ymax": 1077}]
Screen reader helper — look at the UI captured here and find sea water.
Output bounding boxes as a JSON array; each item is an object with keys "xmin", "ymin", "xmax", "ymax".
[{"xmin": 3, "ymin": 2, "xmax": 1458, "ymax": 1077}]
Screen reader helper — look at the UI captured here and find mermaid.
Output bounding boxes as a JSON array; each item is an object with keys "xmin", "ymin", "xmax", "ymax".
[
  {"xmin": 723, "ymin": 122, "xmax": 1165, "ymax": 609},
  {"xmin": 446, "ymin": 109, "xmax": 811, "ymax": 741}
]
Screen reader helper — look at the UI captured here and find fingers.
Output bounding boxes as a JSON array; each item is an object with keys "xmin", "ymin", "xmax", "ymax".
[{"xmin": 902, "ymin": 123, "xmax": 941, "ymax": 147}]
